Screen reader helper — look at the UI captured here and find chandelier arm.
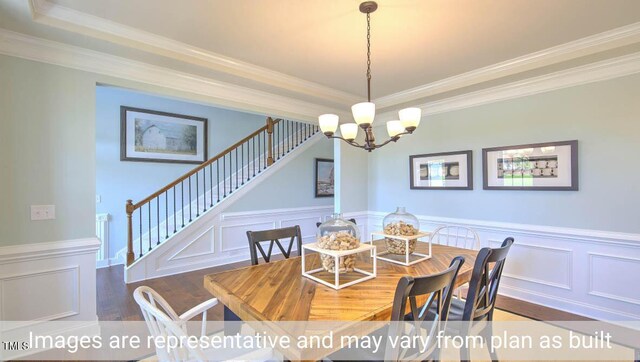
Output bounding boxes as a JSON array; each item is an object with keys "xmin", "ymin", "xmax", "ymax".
[
  {"xmin": 325, "ymin": 135, "xmax": 364, "ymax": 148},
  {"xmin": 371, "ymin": 129, "xmax": 414, "ymax": 149}
]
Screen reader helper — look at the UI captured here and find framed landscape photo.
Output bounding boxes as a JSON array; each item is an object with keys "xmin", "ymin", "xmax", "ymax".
[
  {"xmin": 315, "ymin": 158, "xmax": 334, "ymax": 197},
  {"xmin": 483, "ymin": 140, "xmax": 578, "ymax": 191},
  {"xmin": 120, "ymin": 106, "xmax": 208, "ymax": 164},
  {"xmin": 409, "ymin": 151, "xmax": 473, "ymax": 190}
]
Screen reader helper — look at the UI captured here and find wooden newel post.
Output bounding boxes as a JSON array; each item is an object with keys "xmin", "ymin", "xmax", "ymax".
[
  {"xmin": 266, "ymin": 117, "xmax": 274, "ymax": 166},
  {"xmin": 126, "ymin": 200, "xmax": 135, "ymax": 266}
]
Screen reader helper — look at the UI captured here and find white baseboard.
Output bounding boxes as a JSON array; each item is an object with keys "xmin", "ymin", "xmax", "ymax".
[{"xmin": 96, "ymin": 257, "xmax": 123, "ymax": 269}]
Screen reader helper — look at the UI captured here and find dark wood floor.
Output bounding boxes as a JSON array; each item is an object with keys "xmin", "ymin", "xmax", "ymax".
[{"xmin": 97, "ymin": 260, "xmax": 591, "ymax": 323}]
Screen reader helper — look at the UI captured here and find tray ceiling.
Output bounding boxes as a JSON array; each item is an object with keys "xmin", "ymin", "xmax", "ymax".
[{"xmin": 47, "ymin": 0, "xmax": 640, "ymax": 97}]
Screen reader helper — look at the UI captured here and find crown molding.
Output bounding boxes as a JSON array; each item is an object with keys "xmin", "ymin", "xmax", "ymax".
[
  {"xmin": 0, "ymin": 29, "xmax": 347, "ymax": 122},
  {"xmin": 372, "ymin": 51, "xmax": 640, "ymax": 123},
  {"xmin": 2, "ymin": 27, "xmax": 639, "ymax": 125},
  {"xmin": 375, "ymin": 22, "xmax": 640, "ymax": 108},
  {"xmin": 27, "ymin": 0, "xmax": 361, "ymax": 106},
  {"xmin": 25, "ymin": 0, "xmax": 640, "ymax": 113}
]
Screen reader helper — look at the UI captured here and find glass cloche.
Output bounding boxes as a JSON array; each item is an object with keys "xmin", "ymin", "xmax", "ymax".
[
  {"xmin": 383, "ymin": 207, "xmax": 420, "ymax": 255},
  {"xmin": 316, "ymin": 213, "xmax": 360, "ymax": 273}
]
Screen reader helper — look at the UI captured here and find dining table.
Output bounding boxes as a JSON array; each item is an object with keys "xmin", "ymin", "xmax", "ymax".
[{"xmin": 204, "ymin": 240, "xmax": 478, "ymax": 360}]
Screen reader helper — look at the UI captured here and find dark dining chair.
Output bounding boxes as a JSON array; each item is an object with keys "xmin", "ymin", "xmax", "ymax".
[
  {"xmin": 315, "ymin": 218, "xmax": 356, "ymax": 228},
  {"xmin": 246, "ymin": 225, "xmax": 303, "ymax": 265},
  {"xmin": 386, "ymin": 256, "xmax": 466, "ymax": 360},
  {"xmin": 329, "ymin": 256, "xmax": 465, "ymax": 361},
  {"xmin": 426, "ymin": 236, "xmax": 514, "ymax": 362}
]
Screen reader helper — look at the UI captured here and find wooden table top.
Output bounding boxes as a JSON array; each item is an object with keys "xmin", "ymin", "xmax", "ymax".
[{"xmin": 204, "ymin": 242, "xmax": 478, "ymax": 322}]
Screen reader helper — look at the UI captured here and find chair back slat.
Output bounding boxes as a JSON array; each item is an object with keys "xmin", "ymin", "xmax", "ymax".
[
  {"xmin": 463, "ymin": 237, "xmax": 514, "ymax": 322},
  {"xmin": 430, "ymin": 225, "xmax": 481, "ymax": 250},
  {"xmin": 386, "ymin": 256, "xmax": 465, "ymax": 361},
  {"xmin": 133, "ymin": 286, "xmax": 206, "ymax": 361},
  {"xmin": 246, "ymin": 225, "xmax": 303, "ymax": 265}
]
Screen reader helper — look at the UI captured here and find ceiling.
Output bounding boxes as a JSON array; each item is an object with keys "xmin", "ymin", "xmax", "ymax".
[{"xmin": 47, "ymin": 0, "xmax": 640, "ymax": 98}]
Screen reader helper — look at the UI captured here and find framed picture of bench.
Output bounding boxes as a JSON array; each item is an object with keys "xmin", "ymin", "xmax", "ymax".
[
  {"xmin": 483, "ymin": 140, "xmax": 578, "ymax": 190},
  {"xmin": 410, "ymin": 150, "xmax": 473, "ymax": 190}
]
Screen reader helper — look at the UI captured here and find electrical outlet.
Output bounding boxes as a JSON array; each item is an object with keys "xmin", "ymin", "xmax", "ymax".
[{"xmin": 31, "ymin": 205, "xmax": 56, "ymax": 221}]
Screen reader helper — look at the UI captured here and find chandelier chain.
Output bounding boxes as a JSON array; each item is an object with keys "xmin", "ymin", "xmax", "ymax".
[{"xmin": 366, "ymin": 12, "xmax": 371, "ymax": 102}]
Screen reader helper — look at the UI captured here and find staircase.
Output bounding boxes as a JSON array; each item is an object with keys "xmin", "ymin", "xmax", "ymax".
[{"xmin": 124, "ymin": 117, "xmax": 320, "ymax": 271}]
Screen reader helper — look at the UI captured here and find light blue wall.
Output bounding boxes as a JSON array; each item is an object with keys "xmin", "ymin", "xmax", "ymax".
[
  {"xmin": 1, "ymin": 55, "xmax": 96, "ymax": 245},
  {"xmin": 368, "ymin": 74, "xmax": 640, "ymax": 233},
  {"xmin": 335, "ymin": 139, "xmax": 369, "ymax": 214},
  {"xmin": 96, "ymin": 86, "xmax": 265, "ymax": 258},
  {"xmin": 226, "ymin": 139, "xmax": 334, "ymax": 212},
  {"xmin": 0, "ymin": 55, "xmax": 331, "ymax": 249}
]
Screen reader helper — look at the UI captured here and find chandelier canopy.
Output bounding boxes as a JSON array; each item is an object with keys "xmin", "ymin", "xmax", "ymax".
[{"xmin": 318, "ymin": 1, "xmax": 421, "ymax": 152}]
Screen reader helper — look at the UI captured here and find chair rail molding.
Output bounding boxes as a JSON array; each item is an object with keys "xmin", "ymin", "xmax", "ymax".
[
  {"xmin": 367, "ymin": 211, "xmax": 640, "ymax": 246},
  {"xmin": 0, "ymin": 237, "xmax": 101, "ymax": 263},
  {"xmin": 27, "ymin": 0, "xmax": 361, "ymax": 106},
  {"xmin": 363, "ymin": 210, "xmax": 640, "ymax": 321},
  {"xmin": 0, "ymin": 29, "xmax": 346, "ymax": 122}
]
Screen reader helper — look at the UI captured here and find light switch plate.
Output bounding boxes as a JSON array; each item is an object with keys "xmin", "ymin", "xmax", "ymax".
[{"xmin": 31, "ymin": 205, "xmax": 56, "ymax": 220}]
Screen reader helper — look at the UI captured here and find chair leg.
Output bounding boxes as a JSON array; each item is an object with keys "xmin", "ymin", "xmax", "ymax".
[
  {"xmin": 223, "ymin": 305, "xmax": 242, "ymax": 335},
  {"xmin": 459, "ymin": 344, "xmax": 470, "ymax": 362},
  {"xmin": 483, "ymin": 323, "xmax": 499, "ymax": 362},
  {"xmin": 459, "ymin": 331, "xmax": 471, "ymax": 362}
]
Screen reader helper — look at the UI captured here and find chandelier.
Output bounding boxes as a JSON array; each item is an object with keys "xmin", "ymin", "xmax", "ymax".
[{"xmin": 318, "ymin": 1, "xmax": 421, "ymax": 152}]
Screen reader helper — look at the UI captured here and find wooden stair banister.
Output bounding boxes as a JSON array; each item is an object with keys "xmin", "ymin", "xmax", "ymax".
[{"xmin": 125, "ymin": 117, "xmax": 318, "ymax": 266}]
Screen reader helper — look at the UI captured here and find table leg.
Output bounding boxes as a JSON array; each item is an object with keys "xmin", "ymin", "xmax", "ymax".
[
  {"xmin": 224, "ymin": 305, "xmax": 242, "ymax": 335},
  {"xmin": 634, "ymin": 347, "xmax": 639, "ymax": 362}
]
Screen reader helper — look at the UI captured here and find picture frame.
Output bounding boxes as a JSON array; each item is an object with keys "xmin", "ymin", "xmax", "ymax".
[
  {"xmin": 120, "ymin": 106, "xmax": 208, "ymax": 164},
  {"xmin": 409, "ymin": 151, "xmax": 473, "ymax": 190},
  {"xmin": 482, "ymin": 140, "xmax": 578, "ymax": 191},
  {"xmin": 315, "ymin": 158, "xmax": 335, "ymax": 197}
]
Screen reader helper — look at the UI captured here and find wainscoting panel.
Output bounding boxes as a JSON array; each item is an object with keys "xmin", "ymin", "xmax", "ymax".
[
  {"xmin": 1, "ymin": 266, "xmax": 79, "ymax": 321},
  {"xmin": 489, "ymin": 240, "xmax": 573, "ymax": 290},
  {"xmin": 365, "ymin": 211, "xmax": 640, "ymax": 321},
  {"xmin": 589, "ymin": 253, "xmax": 640, "ymax": 306},
  {"xmin": 167, "ymin": 226, "xmax": 216, "ymax": 261},
  {"xmin": 0, "ymin": 238, "xmax": 100, "ymax": 324},
  {"xmin": 281, "ymin": 215, "xmax": 323, "ymax": 242},
  {"xmin": 220, "ymin": 222, "xmax": 276, "ymax": 252}
]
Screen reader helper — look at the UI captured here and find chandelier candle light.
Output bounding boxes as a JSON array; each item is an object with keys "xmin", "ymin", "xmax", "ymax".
[{"xmin": 318, "ymin": 1, "xmax": 422, "ymax": 152}]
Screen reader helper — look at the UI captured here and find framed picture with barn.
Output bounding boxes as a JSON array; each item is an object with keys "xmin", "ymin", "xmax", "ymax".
[
  {"xmin": 120, "ymin": 106, "xmax": 208, "ymax": 164},
  {"xmin": 409, "ymin": 150, "xmax": 473, "ymax": 190},
  {"xmin": 315, "ymin": 158, "xmax": 335, "ymax": 197}
]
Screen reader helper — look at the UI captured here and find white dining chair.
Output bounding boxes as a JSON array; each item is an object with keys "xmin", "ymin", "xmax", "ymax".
[
  {"xmin": 133, "ymin": 286, "xmax": 274, "ymax": 361},
  {"xmin": 429, "ymin": 225, "xmax": 481, "ymax": 299},
  {"xmin": 430, "ymin": 225, "xmax": 481, "ymax": 250}
]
